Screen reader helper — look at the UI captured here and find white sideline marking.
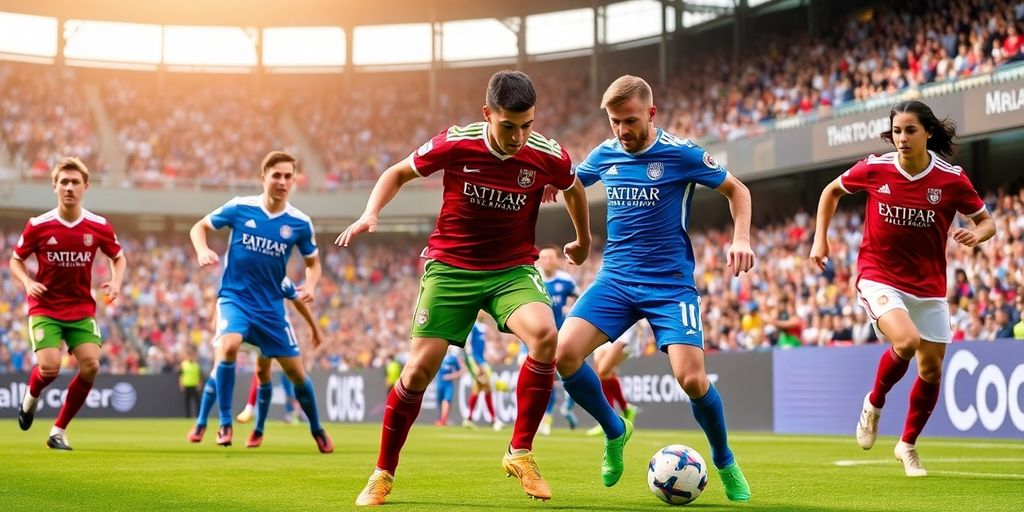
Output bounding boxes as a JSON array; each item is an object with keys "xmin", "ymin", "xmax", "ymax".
[
  {"xmin": 735, "ymin": 435, "xmax": 1024, "ymax": 450},
  {"xmin": 834, "ymin": 457, "xmax": 1024, "ymax": 466},
  {"xmin": 930, "ymin": 470, "xmax": 1024, "ymax": 480}
]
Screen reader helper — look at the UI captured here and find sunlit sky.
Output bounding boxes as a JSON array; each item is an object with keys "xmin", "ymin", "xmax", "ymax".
[{"xmin": 0, "ymin": 0, "xmax": 768, "ymax": 68}]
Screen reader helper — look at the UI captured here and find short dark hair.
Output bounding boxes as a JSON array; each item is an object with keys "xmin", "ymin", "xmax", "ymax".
[
  {"xmin": 881, "ymin": 100, "xmax": 958, "ymax": 158},
  {"xmin": 485, "ymin": 70, "xmax": 536, "ymax": 113},
  {"xmin": 261, "ymin": 150, "xmax": 298, "ymax": 174}
]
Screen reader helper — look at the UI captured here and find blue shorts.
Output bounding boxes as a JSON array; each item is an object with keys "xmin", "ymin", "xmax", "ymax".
[
  {"xmin": 216, "ymin": 299, "xmax": 300, "ymax": 358},
  {"xmin": 436, "ymin": 380, "xmax": 455, "ymax": 403},
  {"xmin": 568, "ymin": 274, "xmax": 704, "ymax": 352}
]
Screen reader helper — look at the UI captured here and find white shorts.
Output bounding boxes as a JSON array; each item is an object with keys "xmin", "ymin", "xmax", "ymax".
[{"xmin": 855, "ymin": 278, "xmax": 951, "ymax": 344}]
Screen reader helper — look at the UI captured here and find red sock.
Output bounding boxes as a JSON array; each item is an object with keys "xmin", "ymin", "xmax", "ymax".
[
  {"xmin": 468, "ymin": 393, "xmax": 479, "ymax": 417},
  {"xmin": 376, "ymin": 381, "xmax": 424, "ymax": 474},
  {"xmin": 902, "ymin": 376, "xmax": 940, "ymax": 445},
  {"xmin": 484, "ymin": 392, "xmax": 496, "ymax": 421},
  {"xmin": 511, "ymin": 357, "xmax": 555, "ymax": 451},
  {"xmin": 28, "ymin": 365, "xmax": 57, "ymax": 398},
  {"xmin": 869, "ymin": 347, "xmax": 910, "ymax": 408},
  {"xmin": 247, "ymin": 374, "xmax": 259, "ymax": 407},
  {"xmin": 601, "ymin": 377, "xmax": 628, "ymax": 412},
  {"xmin": 55, "ymin": 374, "xmax": 94, "ymax": 429}
]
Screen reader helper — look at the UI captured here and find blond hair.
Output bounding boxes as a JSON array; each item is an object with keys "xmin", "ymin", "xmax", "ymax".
[
  {"xmin": 51, "ymin": 156, "xmax": 90, "ymax": 184},
  {"xmin": 601, "ymin": 75, "xmax": 653, "ymax": 109}
]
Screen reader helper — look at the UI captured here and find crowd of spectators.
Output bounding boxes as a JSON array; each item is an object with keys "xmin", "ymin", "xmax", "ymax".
[
  {"xmin": 3, "ymin": 1, "xmax": 1021, "ymax": 190},
  {"xmin": 2, "ymin": 187, "xmax": 1022, "ymax": 376}
]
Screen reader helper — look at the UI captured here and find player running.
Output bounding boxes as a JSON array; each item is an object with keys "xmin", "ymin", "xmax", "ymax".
[
  {"xmin": 12, "ymin": 157, "xmax": 127, "ymax": 450},
  {"xmin": 554, "ymin": 76, "xmax": 754, "ymax": 501},
  {"xmin": 536, "ymin": 245, "xmax": 580, "ymax": 433},
  {"xmin": 188, "ymin": 150, "xmax": 332, "ymax": 453},
  {"xmin": 462, "ymin": 315, "xmax": 504, "ymax": 430},
  {"xmin": 339, "ymin": 70, "xmax": 591, "ymax": 506},
  {"xmin": 810, "ymin": 100, "xmax": 994, "ymax": 477}
]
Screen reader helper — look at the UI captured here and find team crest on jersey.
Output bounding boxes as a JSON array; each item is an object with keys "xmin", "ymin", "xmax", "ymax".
[
  {"xmin": 926, "ymin": 188, "xmax": 942, "ymax": 205},
  {"xmin": 416, "ymin": 308, "xmax": 429, "ymax": 326},
  {"xmin": 646, "ymin": 162, "xmax": 664, "ymax": 180},
  {"xmin": 877, "ymin": 295, "xmax": 889, "ymax": 306},
  {"xmin": 518, "ymin": 169, "xmax": 536, "ymax": 188},
  {"xmin": 703, "ymin": 151, "xmax": 719, "ymax": 169},
  {"xmin": 279, "ymin": 225, "xmax": 293, "ymax": 239},
  {"xmin": 34, "ymin": 328, "xmax": 45, "ymax": 342},
  {"xmin": 417, "ymin": 140, "xmax": 433, "ymax": 156},
  {"xmin": 83, "ymin": 234, "xmax": 93, "ymax": 247}
]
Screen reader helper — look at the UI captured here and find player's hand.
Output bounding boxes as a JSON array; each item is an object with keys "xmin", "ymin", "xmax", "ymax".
[
  {"xmin": 295, "ymin": 286, "xmax": 315, "ymax": 304},
  {"xmin": 23, "ymin": 280, "xmax": 47, "ymax": 299},
  {"xmin": 727, "ymin": 240, "xmax": 755, "ymax": 276},
  {"xmin": 808, "ymin": 237, "xmax": 829, "ymax": 271},
  {"xmin": 541, "ymin": 185, "xmax": 559, "ymax": 204},
  {"xmin": 952, "ymin": 227, "xmax": 981, "ymax": 248},
  {"xmin": 101, "ymin": 281, "xmax": 121, "ymax": 305},
  {"xmin": 564, "ymin": 238, "xmax": 590, "ymax": 266},
  {"xmin": 335, "ymin": 213, "xmax": 378, "ymax": 247},
  {"xmin": 196, "ymin": 247, "xmax": 219, "ymax": 267},
  {"xmin": 310, "ymin": 328, "xmax": 323, "ymax": 349}
]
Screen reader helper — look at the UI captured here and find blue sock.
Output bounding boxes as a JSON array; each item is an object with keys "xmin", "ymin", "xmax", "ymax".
[
  {"xmin": 255, "ymin": 382, "xmax": 273, "ymax": 434},
  {"xmin": 563, "ymin": 392, "xmax": 576, "ymax": 411},
  {"xmin": 293, "ymin": 376, "xmax": 322, "ymax": 432},
  {"xmin": 545, "ymin": 387, "xmax": 557, "ymax": 414},
  {"xmin": 562, "ymin": 363, "xmax": 624, "ymax": 439},
  {"xmin": 690, "ymin": 385, "xmax": 735, "ymax": 469},
  {"xmin": 280, "ymin": 374, "xmax": 296, "ymax": 414},
  {"xmin": 196, "ymin": 378, "xmax": 217, "ymax": 428},
  {"xmin": 215, "ymin": 362, "xmax": 236, "ymax": 427}
]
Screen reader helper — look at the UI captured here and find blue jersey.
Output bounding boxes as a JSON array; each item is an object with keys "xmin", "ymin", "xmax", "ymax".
[
  {"xmin": 466, "ymin": 322, "xmax": 488, "ymax": 366},
  {"xmin": 576, "ymin": 129, "xmax": 727, "ymax": 287},
  {"xmin": 207, "ymin": 196, "xmax": 318, "ymax": 317},
  {"xmin": 543, "ymin": 270, "xmax": 577, "ymax": 327},
  {"xmin": 438, "ymin": 353, "xmax": 461, "ymax": 381}
]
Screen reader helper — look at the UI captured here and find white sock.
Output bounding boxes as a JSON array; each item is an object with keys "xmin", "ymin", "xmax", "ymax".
[
  {"xmin": 49, "ymin": 426, "xmax": 66, "ymax": 437},
  {"xmin": 21, "ymin": 391, "xmax": 38, "ymax": 413}
]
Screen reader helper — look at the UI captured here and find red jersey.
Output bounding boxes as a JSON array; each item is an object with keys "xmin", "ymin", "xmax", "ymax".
[
  {"xmin": 840, "ymin": 151, "xmax": 986, "ymax": 298},
  {"xmin": 410, "ymin": 122, "xmax": 575, "ymax": 270},
  {"xmin": 12, "ymin": 208, "xmax": 123, "ymax": 321}
]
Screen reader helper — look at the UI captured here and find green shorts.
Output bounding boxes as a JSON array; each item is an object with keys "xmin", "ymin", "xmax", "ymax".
[
  {"xmin": 411, "ymin": 261, "xmax": 551, "ymax": 346},
  {"xmin": 29, "ymin": 315, "xmax": 102, "ymax": 352}
]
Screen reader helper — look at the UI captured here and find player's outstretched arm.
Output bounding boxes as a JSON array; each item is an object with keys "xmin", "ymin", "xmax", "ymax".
[
  {"xmin": 101, "ymin": 253, "xmax": 127, "ymax": 305},
  {"xmin": 561, "ymin": 177, "xmax": 592, "ymax": 265},
  {"xmin": 189, "ymin": 218, "xmax": 219, "ymax": 267},
  {"xmin": 9, "ymin": 257, "xmax": 47, "ymax": 298},
  {"xmin": 335, "ymin": 158, "xmax": 420, "ymax": 247},
  {"xmin": 289, "ymin": 298, "xmax": 323, "ymax": 349},
  {"xmin": 297, "ymin": 255, "xmax": 321, "ymax": 303},
  {"xmin": 809, "ymin": 177, "xmax": 848, "ymax": 271},
  {"xmin": 953, "ymin": 209, "xmax": 996, "ymax": 248},
  {"xmin": 715, "ymin": 174, "xmax": 755, "ymax": 276}
]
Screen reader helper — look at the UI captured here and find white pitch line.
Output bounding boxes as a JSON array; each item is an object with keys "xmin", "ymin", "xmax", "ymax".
[
  {"xmin": 735, "ymin": 434, "xmax": 1024, "ymax": 450},
  {"xmin": 834, "ymin": 457, "xmax": 1024, "ymax": 466},
  {"xmin": 930, "ymin": 470, "xmax": 1024, "ymax": 479}
]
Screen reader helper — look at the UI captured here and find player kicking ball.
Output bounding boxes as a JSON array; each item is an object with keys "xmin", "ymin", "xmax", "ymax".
[
  {"xmin": 811, "ymin": 100, "xmax": 994, "ymax": 477},
  {"xmin": 12, "ymin": 157, "xmax": 127, "ymax": 450},
  {"xmin": 189, "ymin": 150, "xmax": 332, "ymax": 453}
]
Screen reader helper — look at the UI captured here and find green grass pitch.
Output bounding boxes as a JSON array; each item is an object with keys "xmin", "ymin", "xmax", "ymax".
[{"xmin": 0, "ymin": 419, "xmax": 1020, "ymax": 511}]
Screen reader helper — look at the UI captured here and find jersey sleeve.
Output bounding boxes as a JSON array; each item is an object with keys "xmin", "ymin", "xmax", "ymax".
[
  {"xmin": 297, "ymin": 219, "xmax": 318, "ymax": 258},
  {"xmin": 12, "ymin": 220, "xmax": 37, "ymax": 261},
  {"xmin": 280, "ymin": 277, "xmax": 299, "ymax": 300},
  {"xmin": 680, "ymin": 146, "xmax": 728, "ymax": 189},
  {"xmin": 955, "ymin": 172, "xmax": 986, "ymax": 217},
  {"xmin": 838, "ymin": 158, "xmax": 871, "ymax": 194},
  {"xmin": 99, "ymin": 222, "xmax": 123, "ymax": 259},
  {"xmin": 409, "ymin": 128, "xmax": 455, "ymax": 178},
  {"xmin": 574, "ymin": 146, "xmax": 603, "ymax": 187},
  {"xmin": 548, "ymin": 146, "xmax": 575, "ymax": 191},
  {"xmin": 207, "ymin": 197, "xmax": 240, "ymax": 230}
]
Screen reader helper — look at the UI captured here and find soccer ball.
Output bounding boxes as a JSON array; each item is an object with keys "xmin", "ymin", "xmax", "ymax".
[{"xmin": 647, "ymin": 444, "xmax": 708, "ymax": 505}]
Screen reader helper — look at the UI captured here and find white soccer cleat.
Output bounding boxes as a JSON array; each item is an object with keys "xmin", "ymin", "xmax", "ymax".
[
  {"xmin": 894, "ymin": 441, "xmax": 927, "ymax": 477},
  {"xmin": 856, "ymin": 393, "xmax": 881, "ymax": 450},
  {"xmin": 493, "ymin": 419, "xmax": 505, "ymax": 431}
]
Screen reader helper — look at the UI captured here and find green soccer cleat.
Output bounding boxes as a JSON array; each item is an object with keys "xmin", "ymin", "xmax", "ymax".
[
  {"xmin": 601, "ymin": 417, "xmax": 633, "ymax": 487},
  {"xmin": 624, "ymin": 405, "xmax": 638, "ymax": 424},
  {"xmin": 717, "ymin": 460, "xmax": 751, "ymax": 502}
]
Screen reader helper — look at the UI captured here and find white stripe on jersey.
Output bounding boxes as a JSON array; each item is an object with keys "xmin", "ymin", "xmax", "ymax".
[{"xmin": 679, "ymin": 182, "xmax": 695, "ymax": 230}]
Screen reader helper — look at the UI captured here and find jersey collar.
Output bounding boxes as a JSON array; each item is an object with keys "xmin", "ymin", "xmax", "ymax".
[
  {"xmin": 893, "ymin": 150, "xmax": 937, "ymax": 182},
  {"xmin": 259, "ymin": 198, "xmax": 291, "ymax": 219},
  {"xmin": 482, "ymin": 124, "xmax": 513, "ymax": 161},
  {"xmin": 52, "ymin": 207, "xmax": 86, "ymax": 228},
  {"xmin": 618, "ymin": 128, "xmax": 661, "ymax": 157}
]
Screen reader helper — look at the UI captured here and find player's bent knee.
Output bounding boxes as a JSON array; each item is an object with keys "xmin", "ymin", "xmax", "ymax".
[
  {"xmin": 78, "ymin": 358, "xmax": 101, "ymax": 376},
  {"xmin": 677, "ymin": 374, "xmax": 709, "ymax": 398},
  {"xmin": 401, "ymin": 365, "xmax": 436, "ymax": 390}
]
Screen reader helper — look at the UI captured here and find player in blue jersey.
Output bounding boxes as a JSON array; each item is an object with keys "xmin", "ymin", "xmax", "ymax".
[
  {"xmin": 554, "ymin": 76, "xmax": 755, "ymax": 500},
  {"xmin": 537, "ymin": 246, "xmax": 579, "ymax": 432},
  {"xmin": 462, "ymin": 314, "xmax": 503, "ymax": 430},
  {"xmin": 434, "ymin": 346, "xmax": 465, "ymax": 426},
  {"xmin": 187, "ymin": 151, "xmax": 332, "ymax": 453}
]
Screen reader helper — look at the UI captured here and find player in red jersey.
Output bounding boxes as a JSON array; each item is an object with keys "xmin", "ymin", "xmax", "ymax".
[
  {"xmin": 11, "ymin": 157, "xmax": 126, "ymax": 450},
  {"xmin": 338, "ymin": 70, "xmax": 591, "ymax": 506},
  {"xmin": 810, "ymin": 100, "xmax": 995, "ymax": 477}
]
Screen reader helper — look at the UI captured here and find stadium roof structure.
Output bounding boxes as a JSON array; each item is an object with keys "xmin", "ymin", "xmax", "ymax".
[{"xmin": 3, "ymin": 0, "xmax": 734, "ymax": 26}]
